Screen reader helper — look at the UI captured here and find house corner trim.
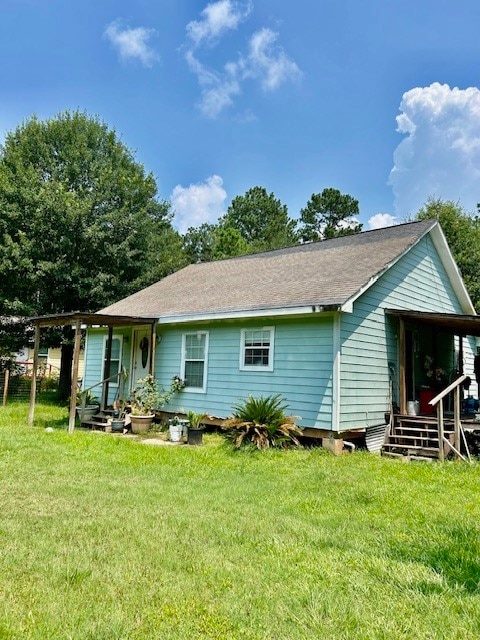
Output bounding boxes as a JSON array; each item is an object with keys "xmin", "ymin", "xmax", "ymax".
[{"xmin": 332, "ymin": 312, "xmax": 341, "ymax": 431}]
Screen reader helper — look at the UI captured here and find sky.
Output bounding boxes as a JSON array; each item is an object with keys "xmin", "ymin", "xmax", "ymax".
[{"xmin": 2, "ymin": 0, "xmax": 480, "ymax": 233}]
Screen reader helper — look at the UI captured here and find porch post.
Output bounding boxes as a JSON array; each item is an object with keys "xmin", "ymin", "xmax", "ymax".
[
  {"xmin": 28, "ymin": 323, "xmax": 41, "ymax": 426},
  {"xmin": 3, "ymin": 368, "xmax": 9, "ymax": 407},
  {"xmin": 399, "ymin": 317, "xmax": 406, "ymax": 414},
  {"xmin": 454, "ymin": 384, "xmax": 461, "ymax": 459},
  {"xmin": 101, "ymin": 326, "xmax": 113, "ymax": 411},
  {"xmin": 437, "ymin": 400, "xmax": 445, "ymax": 462},
  {"xmin": 458, "ymin": 334, "xmax": 464, "ymax": 375},
  {"xmin": 68, "ymin": 319, "xmax": 82, "ymax": 433}
]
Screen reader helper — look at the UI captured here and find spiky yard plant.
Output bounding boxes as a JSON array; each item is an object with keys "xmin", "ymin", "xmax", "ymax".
[{"xmin": 222, "ymin": 394, "xmax": 303, "ymax": 450}]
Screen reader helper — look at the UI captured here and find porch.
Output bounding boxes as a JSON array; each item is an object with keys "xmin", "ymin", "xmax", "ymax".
[
  {"xmin": 386, "ymin": 310, "xmax": 480, "ymax": 414},
  {"xmin": 381, "ymin": 373, "xmax": 480, "ymax": 461},
  {"xmin": 28, "ymin": 312, "xmax": 157, "ymax": 432}
]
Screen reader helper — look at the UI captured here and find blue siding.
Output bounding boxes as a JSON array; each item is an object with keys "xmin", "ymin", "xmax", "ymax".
[
  {"xmin": 85, "ymin": 319, "xmax": 335, "ymax": 427},
  {"xmin": 339, "ymin": 235, "xmax": 475, "ymax": 430},
  {"xmin": 157, "ymin": 318, "xmax": 334, "ymax": 428}
]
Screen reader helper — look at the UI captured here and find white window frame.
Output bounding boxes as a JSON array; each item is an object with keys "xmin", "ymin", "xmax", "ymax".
[
  {"xmin": 240, "ymin": 327, "xmax": 275, "ymax": 372},
  {"xmin": 101, "ymin": 334, "xmax": 123, "ymax": 387},
  {"xmin": 181, "ymin": 331, "xmax": 209, "ymax": 393}
]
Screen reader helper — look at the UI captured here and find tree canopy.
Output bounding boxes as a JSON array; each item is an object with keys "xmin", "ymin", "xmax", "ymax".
[
  {"xmin": 183, "ymin": 223, "xmax": 249, "ymax": 263},
  {"xmin": 220, "ymin": 186, "xmax": 298, "ymax": 252},
  {"xmin": 0, "ymin": 111, "xmax": 185, "ymax": 394},
  {"xmin": 0, "ymin": 111, "xmax": 182, "ymax": 317},
  {"xmin": 299, "ymin": 188, "xmax": 362, "ymax": 242},
  {"xmin": 416, "ymin": 197, "xmax": 480, "ymax": 312}
]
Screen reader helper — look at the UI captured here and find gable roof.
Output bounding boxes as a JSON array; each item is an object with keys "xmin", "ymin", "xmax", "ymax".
[{"xmin": 99, "ymin": 220, "xmax": 474, "ymax": 322}]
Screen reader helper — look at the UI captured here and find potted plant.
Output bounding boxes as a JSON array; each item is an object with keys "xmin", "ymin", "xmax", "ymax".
[
  {"xmin": 129, "ymin": 375, "xmax": 161, "ymax": 433},
  {"xmin": 76, "ymin": 389, "xmax": 100, "ymax": 422},
  {"xmin": 129, "ymin": 375, "xmax": 185, "ymax": 434},
  {"xmin": 111, "ymin": 398, "xmax": 127, "ymax": 433},
  {"xmin": 186, "ymin": 410, "xmax": 208, "ymax": 445}
]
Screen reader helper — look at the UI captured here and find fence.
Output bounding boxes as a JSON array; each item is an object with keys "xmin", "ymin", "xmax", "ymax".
[{"xmin": 0, "ymin": 370, "xmax": 46, "ymax": 405}]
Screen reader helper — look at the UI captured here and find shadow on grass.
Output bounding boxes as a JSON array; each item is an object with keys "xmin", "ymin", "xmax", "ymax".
[{"xmin": 391, "ymin": 523, "xmax": 480, "ymax": 593}]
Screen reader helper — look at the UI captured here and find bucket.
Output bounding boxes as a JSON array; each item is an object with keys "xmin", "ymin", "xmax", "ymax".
[
  {"xmin": 169, "ymin": 424, "xmax": 183, "ymax": 442},
  {"xmin": 465, "ymin": 395, "xmax": 476, "ymax": 416},
  {"xmin": 407, "ymin": 400, "xmax": 419, "ymax": 416}
]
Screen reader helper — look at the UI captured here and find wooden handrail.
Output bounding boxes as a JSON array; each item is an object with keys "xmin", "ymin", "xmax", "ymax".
[
  {"xmin": 427, "ymin": 374, "xmax": 470, "ymax": 462},
  {"xmin": 78, "ymin": 368, "xmax": 128, "ymax": 411},
  {"xmin": 428, "ymin": 374, "xmax": 468, "ymax": 407}
]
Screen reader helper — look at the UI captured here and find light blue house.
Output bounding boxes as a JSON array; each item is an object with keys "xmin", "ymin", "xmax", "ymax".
[{"xmin": 82, "ymin": 220, "xmax": 480, "ymax": 441}]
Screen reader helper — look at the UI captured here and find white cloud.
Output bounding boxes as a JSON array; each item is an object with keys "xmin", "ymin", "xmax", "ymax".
[
  {"xmin": 368, "ymin": 213, "xmax": 398, "ymax": 230},
  {"xmin": 389, "ymin": 82, "xmax": 480, "ymax": 216},
  {"xmin": 185, "ymin": 50, "xmax": 241, "ymax": 118},
  {"xmin": 171, "ymin": 175, "xmax": 227, "ymax": 233},
  {"xmin": 184, "ymin": 3, "xmax": 300, "ymax": 118},
  {"xmin": 187, "ymin": 0, "xmax": 252, "ymax": 47},
  {"xmin": 199, "ymin": 79, "xmax": 241, "ymax": 118},
  {"xmin": 104, "ymin": 21, "xmax": 158, "ymax": 67},
  {"xmin": 246, "ymin": 28, "xmax": 301, "ymax": 91}
]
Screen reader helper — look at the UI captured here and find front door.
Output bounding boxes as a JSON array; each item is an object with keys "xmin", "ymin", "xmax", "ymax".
[{"xmin": 131, "ymin": 327, "xmax": 151, "ymax": 390}]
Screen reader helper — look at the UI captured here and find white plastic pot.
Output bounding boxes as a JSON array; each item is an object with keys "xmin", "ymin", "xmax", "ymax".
[{"xmin": 169, "ymin": 424, "xmax": 183, "ymax": 442}]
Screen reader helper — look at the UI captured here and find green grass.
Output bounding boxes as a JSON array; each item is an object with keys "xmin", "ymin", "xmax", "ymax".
[{"xmin": 1, "ymin": 400, "xmax": 480, "ymax": 639}]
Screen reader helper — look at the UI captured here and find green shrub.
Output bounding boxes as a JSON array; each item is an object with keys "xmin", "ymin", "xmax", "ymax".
[
  {"xmin": 222, "ymin": 394, "xmax": 302, "ymax": 450},
  {"xmin": 40, "ymin": 375, "xmax": 59, "ymax": 392}
]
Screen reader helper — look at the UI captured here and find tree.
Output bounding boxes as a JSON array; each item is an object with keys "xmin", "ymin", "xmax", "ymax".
[
  {"xmin": 0, "ymin": 111, "xmax": 178, "ymax": 397},
  {"xmin": 0, "ymin": 317, "xmax": 35, "ymax": 366},
  {"xmin": 220, "ymin": 186, "xmax": 298, "ymax": 252},
  {"xmin": 299, "ymin": 188, "xmax": 362, "ymax": 242},
  {"xmin": 183, "ymin": 223, "xmax": 249, "ymax": 263},
  {"xmin": 211, "ymin": 226, "xmax": 249, "ymax": 260},
  {"xmin": 416, "ymin": 198, "xmax": 480, "ymax": 311},
  {"xmin": 134, "ymin": 222, "xmax": 188, "ymax": 290},
  {"xmin": 183, "ymin": 223, "xmax": 218, "ymax": 263}
]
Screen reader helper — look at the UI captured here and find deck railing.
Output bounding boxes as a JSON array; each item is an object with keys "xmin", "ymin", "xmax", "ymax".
[
  {"xmin": 78, "ymin": 367, "xmax": 128, "ymax": 414},
  {"xmin": 428, "ymin": 374, "xmax": 471, "ymax": 462}
]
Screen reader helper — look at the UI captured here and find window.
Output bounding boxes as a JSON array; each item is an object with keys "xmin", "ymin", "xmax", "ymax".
[
  {"xmin": 103, "ymin": 335, "xmax": 123, "ymax": 386},
  {"xmin": 240, "ymin": 327, "xmax": 274, "ymax": 372},
  {"xmin": 182, "ymin": 332, "xmax": 209, "ymax": 392},
  {"xmin": 37, "ymin": 346, "xmax": 48, "ymax": 365}
]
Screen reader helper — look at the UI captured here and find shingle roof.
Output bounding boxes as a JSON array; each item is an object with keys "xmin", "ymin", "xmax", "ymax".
[{"xmin": 99, "ymin": 220, "xmax": 437, "ymax": 320}]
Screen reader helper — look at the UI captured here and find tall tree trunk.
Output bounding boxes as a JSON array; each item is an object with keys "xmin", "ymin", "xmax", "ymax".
[{"xmin": 58, "ymin": 328, "xmax": 74, "ymax": 402}]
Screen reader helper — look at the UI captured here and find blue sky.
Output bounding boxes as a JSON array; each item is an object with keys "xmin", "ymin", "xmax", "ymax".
[{"xmin": 2, "ymin": 0, "xmax": 480, "ymax": 233}]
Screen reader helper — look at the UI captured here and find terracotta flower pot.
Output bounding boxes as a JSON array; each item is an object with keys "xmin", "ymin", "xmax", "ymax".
[{"xmin": 130, "ymin": 414, "xmax": 154, "ymax": 433}]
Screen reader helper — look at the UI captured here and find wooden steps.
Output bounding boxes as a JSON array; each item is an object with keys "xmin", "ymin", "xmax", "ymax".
[
  {"xmin": 381, "ymin": 415, "xmax": 455, "ymax": 462},
  {"xmin": 80, "ymin": 411, "xmax": 110, "ymax": 430}
]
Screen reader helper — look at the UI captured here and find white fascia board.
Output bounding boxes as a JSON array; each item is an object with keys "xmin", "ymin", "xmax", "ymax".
[
  {"xmin": 156, "ymin": 304, "xmax": 340, "ymax": 325},
  {"xmin": 340, "ymin": 274, "xmax": 386, "ymax": 313},
  {"xmin": 428, "ymin": 223, "xmax": 476, "ymax": 315},
  {"xmin": 339, "ymin": 221, "xmax": 475, "ymax": 314}
]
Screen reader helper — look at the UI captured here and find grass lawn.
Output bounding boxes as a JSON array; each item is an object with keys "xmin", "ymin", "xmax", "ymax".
[{"xmin": 1, "ymin": 400, "xmax": 480, "ymax": 639}]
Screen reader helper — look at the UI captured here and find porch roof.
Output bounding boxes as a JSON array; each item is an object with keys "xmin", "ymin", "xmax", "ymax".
[
  {"xmin": 386, "ymin": 309, "xmax": 480, "ymax": 336},
  {"xmin": 30, "ymin": 311, "xmax": 157, "ymax": 328}
]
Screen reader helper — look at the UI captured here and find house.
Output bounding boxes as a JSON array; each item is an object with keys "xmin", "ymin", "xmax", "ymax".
[
  {"xmin": 15, "ymin": 346, "xmax": 85, "ymax": 379},
  {"xmin": 78, "ymin": 219, "xmax": 480, "ymax": 447}
]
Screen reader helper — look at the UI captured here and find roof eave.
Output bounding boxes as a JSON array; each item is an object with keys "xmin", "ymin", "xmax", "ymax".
[
  {"xmin": 340, "ymin": 220, "xmax": 475, "ymax": 314},
  {"xmin": 428, "ymin": 223, "xmax": 476, "ymax": 314},
  {"xmin": 30, "ymin": 311, "xmax": 157, "ymax": 328},
  {"xmin": 156, "ymin": 304, "xmax": 343, "ymax": 325}
]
